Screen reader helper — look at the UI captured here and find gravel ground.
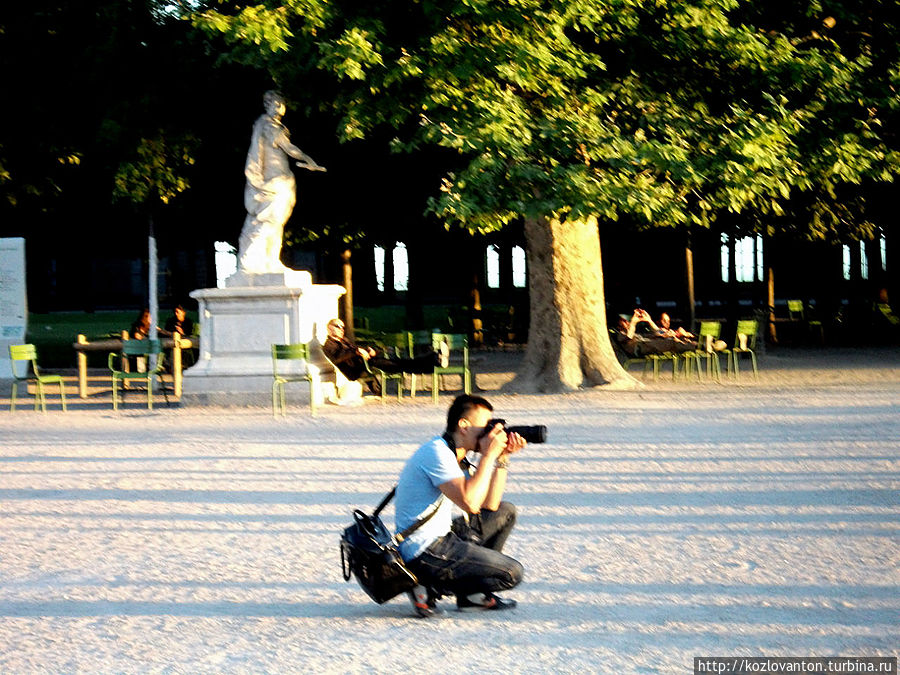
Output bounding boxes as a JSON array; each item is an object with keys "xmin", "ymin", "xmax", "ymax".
[{"xmin": 0, "ymin": 346, "xmax": 898, "ymax": 674}]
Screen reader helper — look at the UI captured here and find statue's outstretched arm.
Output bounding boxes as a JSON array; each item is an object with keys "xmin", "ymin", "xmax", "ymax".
[{"xmin": 278, "ymin": 135, "xmax": 327, "ymax": 172}]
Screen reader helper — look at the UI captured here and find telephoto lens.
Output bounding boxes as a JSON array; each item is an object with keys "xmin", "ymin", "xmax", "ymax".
[
  {"xmin": 481, "ymin": 419, "xmax": 548, "ymax": 444},
  {"xmin": 506, "ymin": 425, "xmax": 547, "ymax": 444}
]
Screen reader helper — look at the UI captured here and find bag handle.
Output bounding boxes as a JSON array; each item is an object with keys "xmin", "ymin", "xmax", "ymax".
[
  {"xmin": 372, "ymin": 487, "xmax": 396, "ymax": 518},
  {"xmin": 340, "ymin": 540, "xmax": 352, "ymax": 581}
]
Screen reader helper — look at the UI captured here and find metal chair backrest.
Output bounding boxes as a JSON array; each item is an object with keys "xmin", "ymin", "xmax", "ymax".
[
  {"xmin": 122, "ymin": 339, "xmax": 162, "ymax": 357},
  {"xmin": 735, "ymin": 319, "xmax": 758, "ymax": 350},
  {"xmin": 696, "ymin": 321, "xmax": 722, "ymax": 353},
  {"xmin": 9, "ymin": 344, "xmax": 37, "ymax": 379},
  {"xmin": 272, "ymin": 343, "xmax": 310, "ymax": 377},
  {"xmin": 697, "ymin": 321, "xmax": 721, "ymax": 339},
  {"xmin": 432, "ymin": 332, "xmax": 467, "ymax": 352},
  {"xmin": 406, "ymin": 330, "xmax": 432, "ymax": 356},
  {"xmin": 382, "ymin": 332, "xmax": 409, "ymax": 358},
  {"xmin": 787, "ymin": 300, "xmax": 804, "ymax": 320}
]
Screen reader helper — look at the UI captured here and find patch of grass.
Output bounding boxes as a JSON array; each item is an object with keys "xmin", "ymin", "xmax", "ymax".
[{"xmin": 25, "ymin": 311, "xmax": 197, "ymax": 369}]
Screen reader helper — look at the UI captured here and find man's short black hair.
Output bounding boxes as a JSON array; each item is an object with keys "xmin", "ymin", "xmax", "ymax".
[{"xmin": 446, "ymin": 394, "xmax": 493, "ymax": 433}]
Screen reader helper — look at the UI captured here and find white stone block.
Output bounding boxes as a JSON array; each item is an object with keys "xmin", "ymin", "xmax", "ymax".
[{"xmin": 183, "ymin": 275, "xmax": 345, "ymax": 406}]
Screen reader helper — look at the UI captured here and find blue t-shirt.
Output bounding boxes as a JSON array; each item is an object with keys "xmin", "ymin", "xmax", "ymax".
[{"xmin": 394, "ymin": 435, "xmax": 464, "ymax": 562}]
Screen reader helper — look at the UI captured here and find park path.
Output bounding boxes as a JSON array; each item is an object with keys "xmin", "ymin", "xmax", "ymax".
[{"xmin": 0, "ymin": 350, "xmax": 898, "ymax": 673}]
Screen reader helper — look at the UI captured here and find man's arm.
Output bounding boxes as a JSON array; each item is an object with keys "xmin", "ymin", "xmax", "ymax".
[
  {"xmin": 482, "ymin": 433, "xmax": 526, "ymax": 511},
  {"xmin": 437, "ymin": 425, "xmax": 507, "ymax": 513},
  {"xmin": 626, "ymin": 315, "xmax": 639, "ymax": 339},
  {"xmin": 438, "ymin": 427, "xmax": 526, "ymax": 514},
  {"xmin": 323, "ymin": 338, "xmax": 358, "ymax": 365}
]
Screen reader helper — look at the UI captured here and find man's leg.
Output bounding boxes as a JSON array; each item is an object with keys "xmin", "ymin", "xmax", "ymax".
[
  {"xmin": 398, "ymin": 353, "xmax": 442, "ymax": 374},
  {"xmin": 475, "ymin": 502, "xmax": 517, "ymax": 552},
  {"xmin": 367, "ymin": 356, "xmax": 402, "ymax": 373},
  {"xmin": 452, "ymin": 502, "xmax": 517, "ymax": 551},
  {"xmin": 370, "ymin": 353, "xmax": 440, "ymax": 375},
  {"xmin": 408, "ymin": 532, "xmax": 523, "ymax": 600}
]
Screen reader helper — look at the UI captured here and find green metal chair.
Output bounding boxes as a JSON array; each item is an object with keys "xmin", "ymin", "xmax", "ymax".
[
  {"xmin": 431, "ymin": 333, "xmax": 471, "ymax": 403},
  {"xmin": 108, "ymin": 339, "xmax": 167, "ymax": 411},
  {"xmin": 725, "ymin": 319, "xmax": 760, "ymax": 380},
  {"xmin": 787, "ymin": 299, "xmax": 804, "ymax": 320},
  {"xmin": 271, "ymin": 343, "xmax": 317, "ymax": 417},
  {"xmin": 646, "ymin": 351, "xmax": 681, "ymax": 381},
  {"xmin": 682, "ymin": 321, "xmax": 723, "ymax": 382},
  {"xmin": 609, "ymin": 329, "xmax": 651, "ymax": 377},
  {"xmin": 366, "ymin": 333, "xmax": 406, "ymax": 402},
  {"xmin": 610, "ymin": 330, "xmax": 680, "ymax": 381},
  {"xmin": 404, "ymin": 330, "xmax": 433, "ymax": 398},
  {"xmin": 9, "ymin": 344, "xmax": 67, "ymax": 412},
  {"xmin": 788, "ymin": 299, "xmax": 824, "ymax": 345},
  {"xmin": 788, "ymin": 300, "xmax": 825, "ymax": 345}
]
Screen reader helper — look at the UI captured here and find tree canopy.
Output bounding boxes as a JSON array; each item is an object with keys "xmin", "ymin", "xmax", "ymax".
[{"xmin": 194, "ymin": 0, "xmax": 899, "ymax": 243}]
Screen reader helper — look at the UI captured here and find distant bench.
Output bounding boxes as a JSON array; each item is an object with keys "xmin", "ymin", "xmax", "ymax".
[{"xmin": 73, "ymin": 333, "xmax": 194, "ymax": 399}]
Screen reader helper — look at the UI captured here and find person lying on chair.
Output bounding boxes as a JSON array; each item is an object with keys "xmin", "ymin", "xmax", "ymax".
[
  {"xmin": 656, "ymin": 312, "xmax": 695, "ymax": 340},
  {"xmin": 614, "ymin": 309, "xmax": 697, "ymax": 356},
  {"xmin": 322, "ymin": 319, "xmax": 449, "ymax": 393}
]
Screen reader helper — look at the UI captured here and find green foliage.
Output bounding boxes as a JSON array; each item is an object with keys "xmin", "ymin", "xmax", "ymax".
[
  {"xmin": 113, "ymin": 133, "xmax": 197, "ymax": 208},
  {"xmin": 0, "ymin": 0, "xmax": 248, "ymax": 251},
  {"xmin": 189, "ymin": 1, "xmax": 900, "ymax": 243}
]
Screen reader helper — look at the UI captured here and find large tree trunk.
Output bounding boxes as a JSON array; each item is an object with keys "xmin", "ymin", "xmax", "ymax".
[
  {"xmin": 767, "ymin": 263, "xmax": 777, "ymax": 344},
  {"xmin": 685, "ymin": 235, "xmax": 696, "ymax": 330},
  {"xmin": 340, "ymin": 248, "xmax": 355, "ymax": 342},
  {"xmin": 506, "ymin": 216, "xmax": 638, "ymax": 392}
]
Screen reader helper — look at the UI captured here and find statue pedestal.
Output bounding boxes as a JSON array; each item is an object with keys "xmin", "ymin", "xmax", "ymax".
[
  {"xmin": 183, "ymin": 271, "xmax": 346, "ymax": 406},
  {"xmin": 224, "ymin": 269, "xmax": 311, "ymax": 288}
]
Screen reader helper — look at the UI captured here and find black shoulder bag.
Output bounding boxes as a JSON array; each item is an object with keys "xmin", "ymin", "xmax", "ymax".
[{"xmin": 340, "ymin": 487, "xmax": 443, "ymax": 604}]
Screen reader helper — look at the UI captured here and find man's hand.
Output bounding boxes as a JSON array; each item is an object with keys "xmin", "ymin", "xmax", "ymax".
[
  {"xmin": 477, "ymin": 422, "xmax": 508, "ymax": 459},
  {"xmin": 504, "ymin": 431, "xmax": 526, "ymax": 456},
  {"xmin": 357, "ymin": 346, "xmax": 377, "ymax": 359}
]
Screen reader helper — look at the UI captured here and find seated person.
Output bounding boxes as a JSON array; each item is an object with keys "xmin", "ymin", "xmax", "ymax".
[
  {"xmin": 322, "ymin": 319, "xmax": 449, "ymax": 392},
  {"xmin": 613, "ymin": 309, "xmax": 697, "ymax": 356},
  {"xmin": 875, "ymin": 288, "xmax": 900, "ymax": 326},
  {"xmin": 130, "ymin": 308, "xmax": 152, "ymax": 340},
  {"xmin": 160, "ymin": 304, "xmax": 194, "ymax": 338},
  {"xmin": 128, "ymin": 308, "xmax": 153, "ymax": 372},
  {"xmin": 656, "ymin": 312, "xmax": 695, "ymax": 339}
]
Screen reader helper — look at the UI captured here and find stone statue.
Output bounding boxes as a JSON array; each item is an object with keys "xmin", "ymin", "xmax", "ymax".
[{"xmin": 237, "ymin": 90, "xmax": 326, "ymax": 274}]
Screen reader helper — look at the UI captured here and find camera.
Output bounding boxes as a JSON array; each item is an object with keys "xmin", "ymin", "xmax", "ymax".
[{"xmin": 479, "ymin": 418, "xmax": 547, "ymax": 444}]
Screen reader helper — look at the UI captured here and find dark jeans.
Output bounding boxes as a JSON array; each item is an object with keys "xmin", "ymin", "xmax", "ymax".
[
  {"xmin": 406, "ymin": 502, "xmax": 524, "ymax": 599},
  {"xmin": 369, "ymin": 353, "xmax": 438, "ymax": 375},
  {"xmin": 620, "ymin": 336, "xmax": 696, "ymax": 356}
]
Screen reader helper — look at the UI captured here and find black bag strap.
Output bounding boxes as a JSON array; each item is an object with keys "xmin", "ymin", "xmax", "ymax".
[
  {"xmin": 372, "ymin": 434, "xmax": 456, "ymax": 543},
  {"xmin": 395, "ymin": 494, "xmax": 444, "ymax": 543},
  {"xmin": 372, "ymin": 487, "xmax": 396, "ymax": 518},
  {"xmin": 370, "ymin": 485, "xmax": 444, "ymax": 544}
]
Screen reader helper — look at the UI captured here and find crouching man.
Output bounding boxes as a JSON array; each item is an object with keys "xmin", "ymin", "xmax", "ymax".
[{"xmin": 395, "ymin": 394, "xmax": 525, "ymax": 617}]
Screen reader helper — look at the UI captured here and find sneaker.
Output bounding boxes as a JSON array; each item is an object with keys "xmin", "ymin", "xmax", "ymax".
[
  {"xmin": 438, "ymin": 341, "xmax": 450, "ymax": 368},
  {"xmin": 408, "ymin": 585, "xmax": 444, "ymax": 618},
  {"xmin": 456, "ymin": 592, "xmax": 517, "ymax": 612}
]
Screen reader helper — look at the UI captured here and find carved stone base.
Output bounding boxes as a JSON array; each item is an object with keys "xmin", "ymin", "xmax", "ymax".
[
  {"xmin": 183, "ymin": 277, "xmax": 345, "ymax": 406},
  {"xmin": 224, "ymin": 269, "xmax": 312, "ymax": 289}
]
